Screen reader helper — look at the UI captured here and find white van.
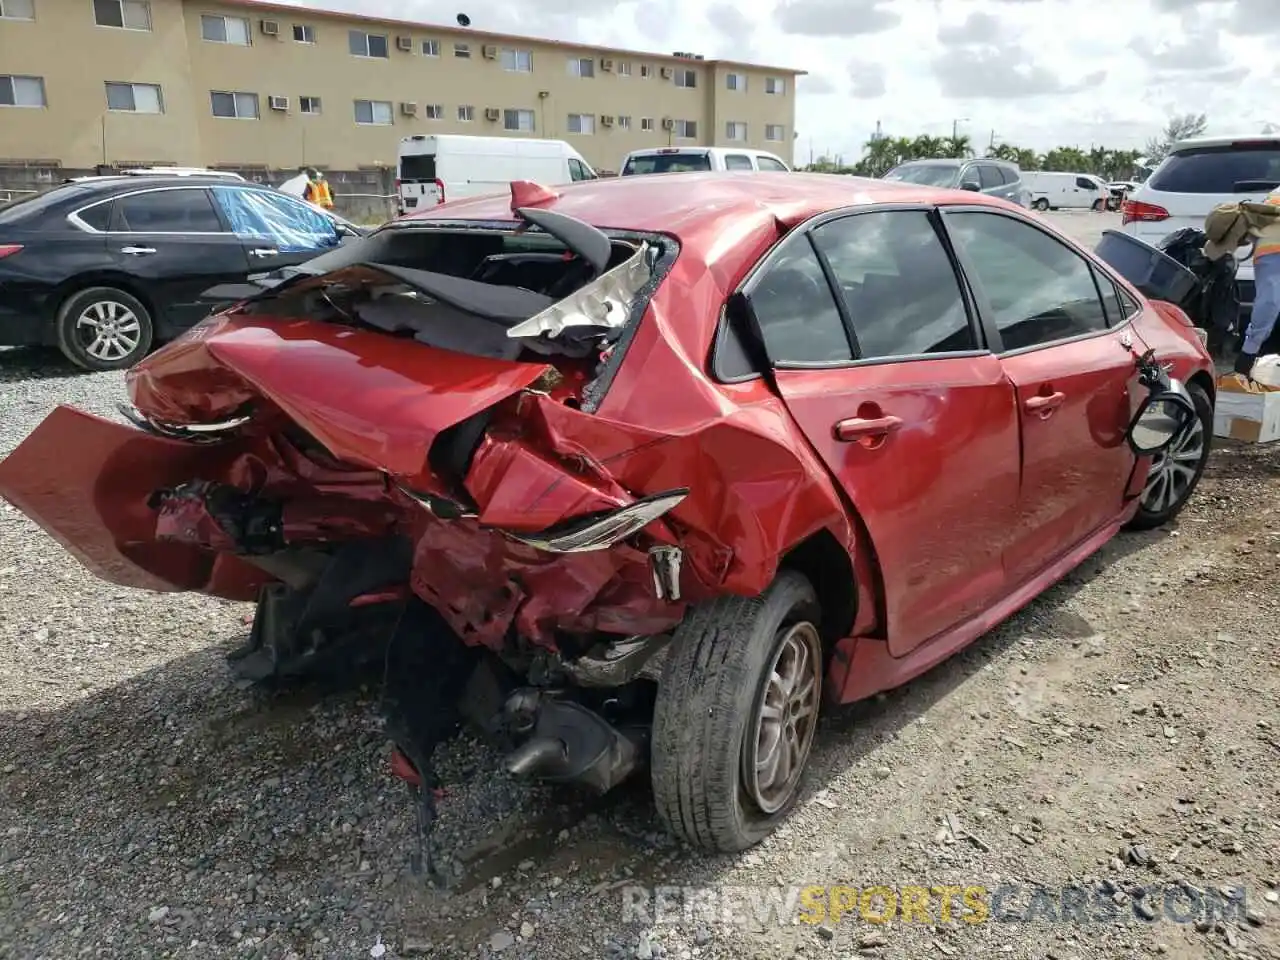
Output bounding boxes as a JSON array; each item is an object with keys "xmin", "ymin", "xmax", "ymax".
[
  {"xmin": 396, "ymin": 135, "xmax": 598, "ymax": 211},
  {"xmin": 619, "ymin": 147, "xmax": 791, "ymax": 176},
  {"xmin": 1022, "ymin": 171, "xmax": 1109, "ymax": 211}
]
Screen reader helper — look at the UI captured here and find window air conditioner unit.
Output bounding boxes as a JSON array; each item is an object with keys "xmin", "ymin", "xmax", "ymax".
[
  {"xmin": 601, "ymin": 58, "xmax": 614, "ymax": 71},
  {"xmin": 396, "ymin": 36, "xmax": 413, "ymax": 51},
  {"xmin": 268, "ymin": 95, "xmax": 289, "ymax": 111},
  {"xmin": 661, "ymin": 117, "xmax": 674, "ymax": 130},
  {"xmin": 260, "ymin": 19, "xmax": 279, "ymax": 36},
  {"xmin": 482, "ymin": 44, "xmax": 498, "ymax": 58},
  {"xmin": 484, "ymin": 107, "xmax": 500, "ymax": 121},
  {"xmin": 400, "ymin": 101, "xmax": 418, "ymax": 116},
  {"xmin": 660, "ymin": 66, "xmax": 673, "ymax": 79},
  {"xmin": 601, "ymin": 115, "xmax": 614, "ymax": 126}
]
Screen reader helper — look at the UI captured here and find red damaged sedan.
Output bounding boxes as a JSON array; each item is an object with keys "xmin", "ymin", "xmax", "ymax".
[{"xmin": 0, "ymin": 173, "xmax": 1214, "ymax": 865}]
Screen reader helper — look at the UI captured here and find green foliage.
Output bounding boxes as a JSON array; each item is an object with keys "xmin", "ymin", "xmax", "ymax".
[{"xmin": 803, "ymin": 131, "xmax": 1152, "ymax": 182}]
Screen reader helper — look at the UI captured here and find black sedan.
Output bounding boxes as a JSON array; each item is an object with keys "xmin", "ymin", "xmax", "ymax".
[{"xmin": 0, "ymin": 175, "xmax": 366, "ymax": 371}]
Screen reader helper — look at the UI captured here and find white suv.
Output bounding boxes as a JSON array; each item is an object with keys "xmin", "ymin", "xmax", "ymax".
[{"xmin": 1122, "ymin": 134, "xmax": 1280, "ymax": 310}]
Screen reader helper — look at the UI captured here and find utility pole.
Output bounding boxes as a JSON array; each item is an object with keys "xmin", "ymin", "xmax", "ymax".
[{"xmin": 988, "ymin": 129, "xmax": 996, "ymax": 152}]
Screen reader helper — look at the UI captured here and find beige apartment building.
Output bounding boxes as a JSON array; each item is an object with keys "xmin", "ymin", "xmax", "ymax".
[{"xmin": 0, "ymin": 0, "xmax": 803, "ymax": 175}]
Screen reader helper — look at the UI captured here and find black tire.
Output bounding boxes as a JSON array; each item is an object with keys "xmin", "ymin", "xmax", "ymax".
[
  {"xmin": 55, "ymin": 286, "xmax": 154, "ymax": 372},
  {"xmin": 1126, "ymin": 382, "xmax": 1213, "ymax": 531},
  {"xmin": 651, "ymin": 569, "xmax": 823, "ymax": 852},
  {"xmin": 1092, "ymin": 198, "xmax": 1105, "ymax": 212},
  {"xmin": 1033, "ymin": 198, "xmax": 1050, "ymax": 212}
]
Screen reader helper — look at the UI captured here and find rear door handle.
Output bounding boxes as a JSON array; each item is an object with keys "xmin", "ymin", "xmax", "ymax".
[
  {"xmin": 249, "ymin": 248, "xmax": 279, "ymax": 257},
  {"xmin": 119, "ymin": 246, "xmax": 156, "ymax": 255},
  {"xmin": 834, "ymin": 415, "xmax": 903, "ymax": 441},
  {"xmin": 1024, "ymin": 391, "xmax": 1066, "ymax": 416}
]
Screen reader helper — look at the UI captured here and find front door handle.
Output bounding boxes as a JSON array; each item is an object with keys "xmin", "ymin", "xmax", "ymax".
[
  {"xmin": 1024, "ymin": 391, "xmax": 1066, "ymax": 417},
  {"xmin": 834, "ymin": 414, "xmax": 903, "ymax": 442},
  {"xmin": 119, "ymin": 246, "xmax": 156, "ymax": 255},
  {"xmin": 249, "ymin": 248, "xmax": 279, "ymax": 257}
]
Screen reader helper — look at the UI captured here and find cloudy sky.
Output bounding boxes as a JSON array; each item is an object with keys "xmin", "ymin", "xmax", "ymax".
[{"xmin": 276, "ymin": 0, "xmax": 1275, "ymax": 162}]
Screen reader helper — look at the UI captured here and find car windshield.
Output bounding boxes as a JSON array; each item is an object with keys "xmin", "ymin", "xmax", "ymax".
[
  {"xmin": 883, "ymin": 164, "xmax": 960, "ymax": 186},
  {"xmin": 1148, "ymin": 143, "xmax": 1280, "ymax": 193},
  {"xmin": 622, "ymin": 153, "xmax": 713, "ymax": 175}
]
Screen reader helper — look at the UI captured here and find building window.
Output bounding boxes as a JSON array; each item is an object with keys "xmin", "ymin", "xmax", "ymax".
[
  {"xmin": 640, "ymin": 117, "xmax": 654, "ymax": 132},
  {"xmin": 617, "ymin": 115, "xmax": 632, "ymax": 130},
  {"xmin": 95, "ymin": 0, "xmax": 150, "ymax": 30},
  {"xmin": 0, "ymin": 0, "xmax": 35, "ymax": 21},
  {"xmin": 0, "ymin": 75, "xmax": 46, "ymax": 108},
  {"xmin": 568, "ymin": 57, "xmax": 594, "ymax": 78},
  {"xmin": 299, "ymin": 96, "xmax": 321, "ymax": 114},
  {"xmin": 675, "ymin": 69, "xmax": 697, "ymax": 88},
  {"xmin": 292, "ymin": 24, "xmax": 314, "ymax": 43},
  {"xmin": 639, "ymin": 64, "xmax": 652, "ymax": 79},
  {"xmin": 765, "ymin": 124, "xmax": 785, "ymax": 141},
  {"xmin": 348, "ymin": 30, "xmax": 388, "ymax": 58},
  {"xmin": 201, "ymin": 14, "xmax": 250, "ymax": 44},
  {"xmin": 457, "ymin": 104, "xmax": 474, "ymax": 122},
  {"xmin": 567, "ymin": 113, "xmax": 595, "ymax": 135},
  {"xmin": 726, "ymin": 72, "xmax": 747, "ymax": 91},
  {"xmin": 675, "ymin": 119, "xmax": 697, "ymax": 139},
  {"xmin": 422, "ymin": 39, "xmax": 439, "ymax": 56},
  {"xmin": 501, "ymin": 48, "xmax": 532, "ymax": 72},
  {"xmin": 210, "ymin": 90, "xmax": 259, "ymax": 119},
  {"xmin": 105, "ymin": 81, "xmax": 163, "ymax": 113},
  {"xmin": 617, "ymin": 61, "xmax": 632, "ymax": 78},
  {"xmin": 725, "ymin": 121, "xmax": 747, "ymax": 141},
  {"xmin": 503, "ymin": 108, "xmax": 535, "ymax": 132},
  {"xmin": 765, "ymin": 77, "xmax": 785, "ymax": 95},
  {"xmin": 354, "ymin": 99, "xmax": 392, "ymax": 125},
  {"xmin": 425, "ymin": 103, "xmax": 443, "ymax": 119},
  {"xmin": 454, "ymin": 43, "xmax": 470, "ymax": 58}
]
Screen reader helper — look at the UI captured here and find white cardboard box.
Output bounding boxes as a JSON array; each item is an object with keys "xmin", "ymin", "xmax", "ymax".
[{"xmin": 1213, "ymin": 380, "xmax": 1280, "ymax": 443}]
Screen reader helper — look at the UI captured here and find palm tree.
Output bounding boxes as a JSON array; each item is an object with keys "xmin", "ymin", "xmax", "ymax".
[{"xmin": 942, "ymin": 134, "xmax": 972, "ymax": 158}]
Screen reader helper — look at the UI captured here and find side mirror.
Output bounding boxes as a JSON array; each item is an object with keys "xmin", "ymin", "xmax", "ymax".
[
  {"xmin": 1127, "ymin": 378, "xmax": 1197, "ymax": 455},
  {"xmin": 960, "ymin": 181, "xmax": 981, "ymax": 192}
]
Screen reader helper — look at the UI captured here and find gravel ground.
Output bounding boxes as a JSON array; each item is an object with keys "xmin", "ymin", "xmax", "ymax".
[{"xmin": 2, "ymin": 211, "xmax": 1279, "ymax": 960}]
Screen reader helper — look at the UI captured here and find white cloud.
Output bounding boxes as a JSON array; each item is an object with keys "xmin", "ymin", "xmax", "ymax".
[{"xmin": 270, "ymin": 0, "xmax": 1275, "ymax": 162}]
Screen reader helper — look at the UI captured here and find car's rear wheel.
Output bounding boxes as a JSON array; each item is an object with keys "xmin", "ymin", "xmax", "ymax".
[
  {"xmin": 650, "ymin": 570, "xmax": 823, "ymax": 852},
  {"xmin": 1033, "ymin": 198, "xmax": 1050, "ymax": 211},
  {"xmin": 56, "ymin": 287, "xmax": 154, "ymax": 372},
  {"xmin": 1092, "ymin": 198, "xmax": 1105, "ymax": 212},
  {"xmin": 1126, "ymin": 381, "xmax": 1213, "ymax": 530}
]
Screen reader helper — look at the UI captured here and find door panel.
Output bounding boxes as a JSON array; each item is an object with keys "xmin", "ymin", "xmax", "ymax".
[
  {"xmin": 775, "ymin": 359, "xmax": 1021, "ymax": 655},
  {"xmin": 106, "ymin": 188, "xmax": 251, "ymax": 332},
  {"xmin": 942, "ymin": 207, "xmax": 1141, "ymax": 583},
  {"xmin": 745, "ymin": 209, "xmax": 1022, "ymax": 656}
]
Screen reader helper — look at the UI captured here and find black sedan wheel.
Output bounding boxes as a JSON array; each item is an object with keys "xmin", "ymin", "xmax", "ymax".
[
  {"xmin": 56, "ymin": 287, "xmax": 154, "ymax": 371},
  {"xmin": 651, "ymin": 570, "xmax": 823, "ymax": 852}
]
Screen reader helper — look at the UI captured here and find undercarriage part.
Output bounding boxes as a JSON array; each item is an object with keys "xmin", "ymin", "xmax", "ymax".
[
  {"xmin": 226, "ymin": 536, "xmax": 413, "ymax": 683},
  {"xmin": 152, "ymin": 480, "xmax": 285, "ymax": 555},
  {"xmin": 499, "ymin": 688, "xmax": 648, "ymax": 794},
  {"xmin": 649, "ymin": 545, "xmax": 683, "ymax": 601},
  {"xmin": 380, "ymin": 597, "xmax": 487, "ymax": 887},
  {"xmin": 563, "ymin": 634, "xmax": 672, "ymax": 688}
]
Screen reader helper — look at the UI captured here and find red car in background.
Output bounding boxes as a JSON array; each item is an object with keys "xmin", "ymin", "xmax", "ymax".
[{"xmin": 0, "ymin": 173, "xmax": 1213, "ymax": 865}]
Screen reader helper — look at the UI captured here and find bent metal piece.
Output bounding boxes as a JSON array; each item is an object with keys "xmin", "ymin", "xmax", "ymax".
[{"xmin": 117, "ymin": 402, "xmax": 250, "ymax": 442}]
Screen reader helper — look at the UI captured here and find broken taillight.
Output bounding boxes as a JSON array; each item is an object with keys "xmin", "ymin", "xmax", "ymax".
[{"xmin": 500, "ymin": 488, "xmax": 688, "ymax": 553}]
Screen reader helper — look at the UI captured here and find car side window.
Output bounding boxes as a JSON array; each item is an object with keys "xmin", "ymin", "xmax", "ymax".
[
  {"xmin": 749, "ymin": 239, "xmax": 852, "ymax": 363},
  {"xmin": 210, "ymin": 187, "xmax": 339, "ymax": 252},
  {"xmin": 113, "ymin": 189, "xmax": 224, "ymax": 233},
  {"xmin": 76, "ymin": 201, "xmax": 113, "ymax": 232},
  {"xmin": 1092, "ymin": 266, "xmax": 1126, "ymax": 326},
  {"xmin": 724, "ymin": 154, "xmax": 754, "ymax": 170},
  {"xmin": 757, "ymin": 157, "xmax": 788, "ymax": 172},
  {"xmin": 946, "ymin": 211, "xmax": 1109, "ymax": 351},
  {"xmin": 959, "ymin": 165, "xmax": 981, "ymax": 189},
  {"xmin": 568, "ymin": 159, "xmax": 591, "ymax": 181},
  {"xmin": 978, "ymin": 165, "xmax": 1002, "ymax": 189},
  {"xmin": 811, "ymin": 211, "xmax": 975, "ymax": 359},
  {"xmin": 1075, "ymin": 176, "xmax": 1096, "ymax": 190},
  {"xmin": 999, "ymin": 166, "xmax": 1018, "ymax": 185}
]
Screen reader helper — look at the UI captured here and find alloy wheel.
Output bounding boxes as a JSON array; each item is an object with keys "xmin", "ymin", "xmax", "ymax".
[
  {"xmin": 76, "ymin": 300, "xmax": 143, "ymax": 363},
  {"xmin": 742, "ymin": 620, "xmax": 822, "ymax": 815},
  {"xmin": 1141, "ymin": 416, "xmax": 1206, "ymax": 514}
]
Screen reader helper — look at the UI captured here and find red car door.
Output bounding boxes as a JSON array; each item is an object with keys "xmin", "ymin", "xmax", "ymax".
[
  {"xmin": 941, "ymin": 208, "xmax": 1142, "ymax": 583},
  {"xmin": 738, "ymin": 207, "xmax": 1021, "ymax": 657}
]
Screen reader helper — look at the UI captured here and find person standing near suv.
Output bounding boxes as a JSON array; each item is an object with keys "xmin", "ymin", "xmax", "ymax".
[{"xmin": 1233, "ymin": 185, "xmax": 1280, "ymax": 378}]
